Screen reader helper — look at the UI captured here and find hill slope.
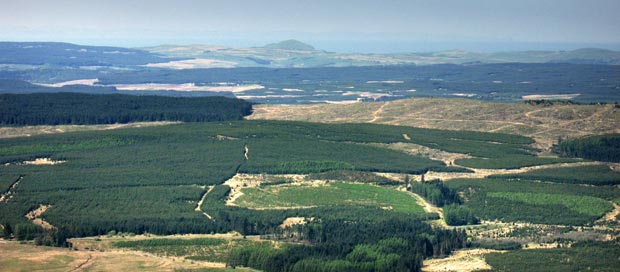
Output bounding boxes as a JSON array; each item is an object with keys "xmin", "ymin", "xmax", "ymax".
[
  {"xmin": 0, "ymin": 42, "xmax": 175, "ymax": 67},
  {"xmin": 248, "ymin": 98, "xmax": 620, "ymax": 149},
  {"xmin": 263, "ymin": 39, "xmax": 315, "ymax": 51}
]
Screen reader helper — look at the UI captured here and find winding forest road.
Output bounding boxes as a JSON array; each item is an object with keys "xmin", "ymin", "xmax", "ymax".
[{"xmin": 195, "ymin": 186, "xmax": 215, "ymax": 220}]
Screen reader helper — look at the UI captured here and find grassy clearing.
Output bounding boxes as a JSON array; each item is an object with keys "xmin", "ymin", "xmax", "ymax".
[
  {"xmin": 446, "ymin": 179, "xmax": 619, "ymax": 225},
  {"xmin": 235, "ymin": 182, "xmax": 425, "ymax": 215},
  {"xmin": 487, "ymin": 192, "xmax": 611, "ymax": 218},
  {"xmin": 489, "ymin": 164, "xmax": 620, "ymax": 185}
]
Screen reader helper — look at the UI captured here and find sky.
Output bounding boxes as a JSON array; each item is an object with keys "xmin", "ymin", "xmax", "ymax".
[{"xmin": 1, "ymin": 0, "xmax": 619, "ymax": 53}]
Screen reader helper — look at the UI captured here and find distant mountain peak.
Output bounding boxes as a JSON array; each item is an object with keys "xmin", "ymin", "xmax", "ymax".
[{"xmin": 263, "ymin": 39, "xmax": 315, "ymax": 51}]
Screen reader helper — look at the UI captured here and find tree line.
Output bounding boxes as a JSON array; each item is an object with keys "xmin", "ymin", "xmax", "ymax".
[
  {"xmin": 0, "ymin": 93, "xmax": 253, "ymax": 125},
  {"xmin": 555, "ymin": 134, "xmax": 620, "ymax": 163}
]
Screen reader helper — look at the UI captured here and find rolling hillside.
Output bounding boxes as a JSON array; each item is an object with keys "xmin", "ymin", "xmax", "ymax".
[{"xmin": 249, "ymin": 98, "xmax": 620, "ymax": 149}]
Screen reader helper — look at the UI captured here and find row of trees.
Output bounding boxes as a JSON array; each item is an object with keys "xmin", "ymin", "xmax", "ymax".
[
  {"xmin": 0, "ymin": 93, "xmax": 253, "ymax": 125},
  {"xmin": 409, "ymin": 180, "xmax": 461, "ymax": 207},
  {"xmin": 408, "ymin": 178, "xmax": 480, "ymax": 226},
  {"xmin": 555, "ymin": 134, "xmax": 620, "ymax": 163},
  {"xmin": 443, "ymin": 204, "xmax": 480, "ymax": 226}
]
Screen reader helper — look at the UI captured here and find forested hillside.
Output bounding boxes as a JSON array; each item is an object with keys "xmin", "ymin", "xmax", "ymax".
[
  {"xmin": 0, "ymin": 93, "xmax": 253, "ymax": 125},
  {"xmin": 0, "ymin": 121, "xmax": 485, "ymax": 271},
  {"xmin": 556, "ymin": 134, "xmax": 620, "ymax": 162}
]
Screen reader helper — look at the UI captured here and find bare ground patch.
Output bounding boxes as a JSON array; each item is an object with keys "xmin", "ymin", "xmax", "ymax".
[
  {"xmin": 422, "ymin": 249, "xmax": 501, "ymax": 272},
  {"xmin": 373, "ymin": 142, "xmax": 473, "ymax": 166},
  {"xmin": 223, "ymin": 173, "xmax": 307, "ymax": 206},
  {"xmin": 195, "ymin": 186, "xmax": 215, "ymax": 220},
  {"xmin": 408, "ymin": 191, "xmax": 448, "ymax": 228},
  {"xmin": 21, "ymin": 158, "xmax": 66, "ymax": 165},
  {"xmin": 598, "ymin": 202, "xmax": 620, "ymax": 223},
  {"xmin": 25, "ymin": 204, "xmax": 54, "ymax": 230},
  {"xmin": 279, "ymin": 217, "xmax": 314, "ymax": 228},
  {"xmin": 0, "ymin": 121, "xmax": 178, "ymax": 139},
  {"xmin": 0, "ymin": 241, "xmax": 232, "ymax": 272}
]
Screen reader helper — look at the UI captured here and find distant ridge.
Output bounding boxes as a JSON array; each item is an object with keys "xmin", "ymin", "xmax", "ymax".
[
  {"xmin": 263, "ymin": 39, "xmax": 315, "ymax": 51},
  {"xmin": 0, "ymin": 42, "xmax": 173, "ymax": 66},
  {"xmin": 2, "ymin": 41, "xmax": 619, "ymax": 69}
]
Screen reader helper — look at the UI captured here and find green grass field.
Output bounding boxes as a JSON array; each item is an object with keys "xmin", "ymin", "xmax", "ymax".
[
  {"xmin": 487, "ymin": 192, "xmax": 611, "ymax": 218},
  {"xmin": 446, "ymin": 179, "xmax": 618, "ymax": 225},
  {"xmin": 235, "ymin": 182, "xmax": 425, "ymax": 215}
]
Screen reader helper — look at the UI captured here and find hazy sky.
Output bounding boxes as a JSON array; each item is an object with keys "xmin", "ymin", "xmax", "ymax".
[{"xmin": 1, "ymin": 0, "xmax": 619, "ymax": 52}]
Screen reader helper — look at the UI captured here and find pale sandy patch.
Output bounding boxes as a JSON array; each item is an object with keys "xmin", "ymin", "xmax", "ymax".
[
  {"xmin": 524, "ymin": 242, "xmax": 565, "ymax": 249},
  {"xmin": 366, "ymin": 80, "xmax": 404, "ymax": 84},
  {"xmin": 113, "ymin": 83, "xmax": 264, "ymax": 93},
  {"xmin": 0, "ymin": 121, "xmax": 178, "ymax": 139},
  {"xmin": 422, "ymin": 249, "xmax": 502, "ymax": 272},
  {"xmin": 450, "ymin": 93, "xmax": 476, "ymax": 97},
  {"xmin": 282, "ymin": 88, "xmax": 305, "ymax": 92},
  {"xmin": 22, "ymin": 158, "xmax": 66, "ymax": 165},
  {"xmin": 36, "ymin": 79, "xmax": 99, "ymax": 87},
  {"xmin": 214, "ymin": 135, "xmax": 239, "ymax": 141},
  {"xmin": 279, "ymin": 217, "xmax": 313, "ymax": 228},
  {"xmin": 522, "ymin": 94, "xmax": 580, "ymax": 100},
  {"xmin": 25, "ymin": 204, "xmax": 54, "ymax": 229},
  {"xmin": 143, "ymin": 58, "xmax": 238, "ymax": 69},
  {"xmin": 235, "ymin": 94, "xmax": 303, "ymax": 99},
  {"xmin": 223, "ymin": 173, "xmax": 307, "ymax": 206},
  {"xmin": 342, "ymin": 91, "xmax": 394, "ymax": 100},
  {"xmin": 374, "ymin": 142, "xmax": 472, "ymax": 167},
  {"xmin": 323, "ymin": 100, "xmax": 360, "ymax": 104},
  {"xmin": 0, "ymin": 241, "xmax": 231, "ymax": 272}
]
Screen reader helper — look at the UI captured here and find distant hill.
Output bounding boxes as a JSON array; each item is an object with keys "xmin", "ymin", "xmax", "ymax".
[
  {"xmin": 0, "ymin": 42, "xmax": 177, "ymax": 67},
  {"xmin": 263, "ymin": 39, "xmax": 315, "ymax": 51}
]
